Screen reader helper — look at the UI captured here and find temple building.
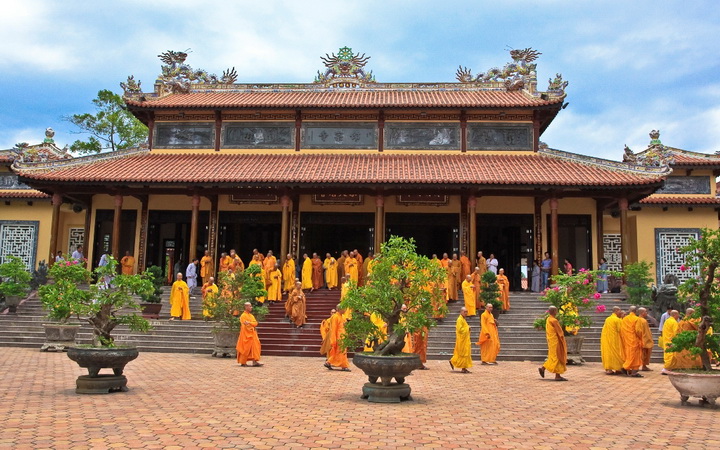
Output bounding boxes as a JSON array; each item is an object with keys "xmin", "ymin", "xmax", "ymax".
[{"xmin": 2, "ymin": 48, "xmax": 718, "ymax": 287}]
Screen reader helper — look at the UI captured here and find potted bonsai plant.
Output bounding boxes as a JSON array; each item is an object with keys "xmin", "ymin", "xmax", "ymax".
[
  {"xmin": 341, "ymin": 236, "xmax": 446, "ymax": 403},
  {"xmin": 624, "ymin": 260, "xmax": 654, "ymax": 305},
  {"xmin": 533, "ymin": 268, "xmax": 613, "ymax": 365},
  {"xmin": 207, "ymin": 264, "xmax": 267, "ymax": 358},
  {"xmin": 139, "ymin": 265, "xmax": 164, "ymax": 319},
  {"xmin": 38, "ymin": 256, "xmax": 90, "ymax": 351},
  {"xmin": 52, "ymin": 256, "xmax": 154, "ymax": 394},
  {"xmin": 665, "ymin": 228, "xmax": 720, "ymax": 406},
  {"xmin": 0, "ymin": 255, "xmax": 33, "ymax": 314},
  {"xmin": 479, "ymin": 271, "xmax": 503, "ymax": 318}
]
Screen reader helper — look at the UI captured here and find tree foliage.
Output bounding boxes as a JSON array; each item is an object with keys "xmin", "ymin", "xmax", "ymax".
[
  {"xmin": 0, "ymin": 255, "xmax": 33, "ymax": 298},
  {"xmin": 479, "ymin": 271, "xmax": 502, "ymax": 310},
  {"xmin": 340, "ymin": 236, "xmax": 446, "ymax": 355},
  {"xmin": 66, "ymin": 89, "xmax": 147, "ymax": 154},
  {"xmin": 624, "ymin": 260, "xmax": 654, "ymax": 305},
  {"xmin": 207, "ymin": 264, "xmax": 268, "ymax": 332}
]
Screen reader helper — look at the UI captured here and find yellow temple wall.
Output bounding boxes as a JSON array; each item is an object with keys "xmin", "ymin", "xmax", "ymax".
[
  {"xmin": 384, "ymin": 194, "xmax": 461, "ymax": 213},
  {"xmin": 476, "ymin": 196, "xmax": 534, "ymax": 214},
  {"xmin": 57, "ymin": 206, "xmax": 85, "ymax": 257},
  {"xmin": 0, "ymin": 201, "xmax": 52, "ymax": 267}
]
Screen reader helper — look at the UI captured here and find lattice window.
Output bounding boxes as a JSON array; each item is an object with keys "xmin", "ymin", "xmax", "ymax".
[
  {"xmin": 602, "ymin": 234, "xmax": 622, "ymax": 272},
  {"xmin": 655, "ymin": 228, "xmax": 700, "ymax": 283},
  {"xmin": 0, "ymin": 221, "xmax": 39, "ymax": 269},
  {"xmin": 67, "ymin": 228, "xmax": 84, "ymax": 256}
]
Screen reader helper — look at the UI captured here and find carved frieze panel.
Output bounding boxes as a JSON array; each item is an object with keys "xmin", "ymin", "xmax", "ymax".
[
  {"xmin": 155, "ymin": 114, "xmax": 216, "ymax": 121},
  {"xmin": 466, "ymin": 114, "xmax": 533, "ymax": 121},
  {"xmin": 154, "ymin": 123, "xmax": 214, "ymax": 148},
  {"xmin": 657, "ymin": 176, "xmax": 711, "ymax": 195},
  {"xmin": 302, "ymin": 123, "xmax": 376, "ymax": 149},
  {"xmin": 467, "ymin": 123, "xmax": 532, "ymax": 150},
  {"xmin": 385, "ymin": 123, "xmax": 460, "ymax": 150},
  {"xmin": 302, "ymin": 113, "xmax": 378, "ymax": 120},
  {"xmin": 0, "ymin": 174, "xmax": 31, "ymax": 190},
  {"xmin": 223, "ymin": 123, "xmax": 294, "ymax": 148},
  {"xmin": 384, "ymin": 113, "xmax": 459, "ymax": 121},
  {"xmin": 229, "ymin": 193, "xmax": 279, "ymax": 204},
  {"xmin": 396, "ymin": 194, "xmax": 449, "ymax": 205},
  {"xmin": 223, "ymin": 113, "xmax": 295, "ymax": 120},
  {"xmin": 312, "ymin": 194, "xmax": 363, "ymax": 205}
]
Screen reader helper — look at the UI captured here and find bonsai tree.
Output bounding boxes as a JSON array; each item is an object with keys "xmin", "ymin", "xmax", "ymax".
[
  {"xmin": 139, "ymin": 265, "xmax": 164, "ymax": 304},
  {"xmin": 667, "ymin": 228, "xmax": 720, "ymax": 371},
  {"xmin": 39, "ymin": 257, "xmax": 91, "ymax": 323},
  {"xmin": 625, "ymin": 260, "xmax": 653, "ymax": 305},
  {"xmin": 208, "ymin": 264, "xmax": 268, "ymax": 331},
  {"xmin": 340, "ymin": 236, "xmax": 446, "ymax": 355},
  {"xmin": 479, "ymin": 271, "xmax": 503, "ymax": 311},
  {"xmin": 534, "ymin": 268, "xmax": 617, "ymax": 335},
  {"xmin": 41, "ymin": 256, "xmax": 153, "ymax": 347},
  {"xmin": 0, "ymin": 255, "xmax": 33, "ymax": 300}
]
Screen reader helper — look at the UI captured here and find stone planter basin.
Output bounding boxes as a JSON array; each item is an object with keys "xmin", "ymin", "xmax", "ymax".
[
  {"xmin": 353, "ymin": 352, "xmax": 421, "ymax": 385},
  {"xmin": 67, "ymin": 346, "xmax": 139, "ymax": 377},
  {"xmin": 41, "ymin": 324, "xmax": 80, "ymax": 352},
  {"xmin": 211, "ymin": 329, "xmax": 239, "ymax": 358},
  {"xmin": 667, "ymin": 370, "xmax": 720, "ymax": 407}
]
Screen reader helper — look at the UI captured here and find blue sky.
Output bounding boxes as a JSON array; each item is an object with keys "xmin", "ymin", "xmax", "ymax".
[{"xmin": 1, "ymin": 0, "xmax": 719, "ymax": 160}]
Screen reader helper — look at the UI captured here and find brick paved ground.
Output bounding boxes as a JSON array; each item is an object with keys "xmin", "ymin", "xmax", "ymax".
[{"xmin": 1, "ymin": 347, "xmax": 718, "ymax": 449}]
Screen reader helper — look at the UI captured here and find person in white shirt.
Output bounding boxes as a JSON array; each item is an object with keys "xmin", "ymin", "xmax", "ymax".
[
  {"xmin": 658, "ymin": 306, "xmax": 672, "ymax": 334},
  {"xmin": 186, "ymin": 258, "xmax": 199, "ymax": 291},
  {"xmin": 487, "ymin": 254, "xmax": 498, "ymax": 275},
  {"xmin": 71, "ymin": 245, "xmax": 84, "ymax": 260}
]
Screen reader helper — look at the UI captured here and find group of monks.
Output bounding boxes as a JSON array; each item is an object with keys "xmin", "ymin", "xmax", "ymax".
[
  {"xmin": 659, "ymin": 307, "xmax": 715, "ymax": 373},
  {"xmin": 600, "ymin": 306, "xmax": 654, "ymax": 377},
  {"xmin": 449, "ymin": 303, "xmax": 501, "ymax": 373}
]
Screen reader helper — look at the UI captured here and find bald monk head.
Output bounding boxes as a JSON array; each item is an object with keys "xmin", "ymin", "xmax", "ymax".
[
  {"xmin": 286, "ymin": 253, "xmax": 293, "ymax": 260},
  {"xmin": 628, "ymin": 305, "xmax": 637, "ymax": 314},
  {"xmin": 207, "ymin": 276, "xmax": 215, "ymax": 285},
  {"xmin": 486, "ymin": 303, "xmax": 493, "ymax": 312},
  {"xmin": 330, "ymin": 308, "xmax": 336, "ymax": 315},
  {"xmin": 466, "ymin": 275, "xmax": 472, "ymax": 281},
  {"xmin": 443, "ymin": 253, "xmax": 449, "ymax": 259},
  {"xmin": 303, "ymin": 253, "xmax": 309, "ymax": 259},
  {"xmin": 336, "ymin": 304, "xmax": 345, "ymax": 314},
  {"xmin": 204, "ymin": 250, "xmax": 210, "ymax": 256},
  {"xmin": 275, "ymin": 263, "xmax": 280, "ymax": 269},
  {"xmin": 176, "ymin": 272, "xmax": 183, "ymax": 281},
  {"xmin": 312, "ymin": 252, "xmax": 318, "ymax": 259},
  {"xmin": 685, "ymin": 308, "xmax": 695, "ymax": 316},
  {"xmin": 548, "ymin": 306, "xmax": 558, "ymax": 316},
  {"xmin": 477, "ymin": 251, "xmax": 483, "ymax": 258},
  {"xmin": 401, "ymin": 304, "xmax": 408, "ymax": 313},
  {"xmin": 619, "ymin": 310, "xmax": 626, "ymax": 318},
  {"xmin": 613, "ymin": 306, "xmax": 621, "ymax": 316},
  {"xmin": 460, "ymin": 306, "xmax": 468, "ymax": 317},
  {"xmin": 221, "ymin": 252, "xmax": 227, "ymax": 258},
  {"xmin": 295, "ymin": 281, "xmax": 302, "ymax": 289},
  {"xmin": 638, "ymin": 307, "xmax": 647, "ymax": 318},
  {"xmin": 326, "ymin": 253, "xmax": 332, "ymax": 259},
  {"xmin": 230, "ymin": 249, "xmax": 237, "ymax": 256},
  {"xmin": 499, "ymin": 268, "xmax": 505, "ymax": 275},
  {"xmin": 671, "ymin": 310, "xmax": 680, "ymax": 320},
  {"xmin": 452, "ymin": 253, "xmax": 458, "ymax": 260},
  {"xmin": 244, "ymin": 302, "xmax": 252, "ymax": 313},
  {"xmin": 432, "ymin": 254, "xmax": 438, "ymax": 259},
  {"xmin": 267, "ymin": 250, "xmax": 273, "ymax": 257},
  {"xmin": 474, "ymin": 266, "xmax": 480, "ymax": 272}
]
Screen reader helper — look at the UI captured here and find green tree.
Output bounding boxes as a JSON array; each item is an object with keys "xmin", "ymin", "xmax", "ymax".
[
  {"xmin": 624, "ymin": 261, "xmax": 653, "ymax": 305},
  {"xmin": 66, "ymin": 89, "xmax": 147, "ymax": 154}
]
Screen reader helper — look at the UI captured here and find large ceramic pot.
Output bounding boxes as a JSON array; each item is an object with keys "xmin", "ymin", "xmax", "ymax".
[
  {"xmin": 667, "ymin": 370, "xmax": 720, "ymax": 407},
  {"xmin": 66, "ymin": 346, "xmax": 139, "ymax": 394},
  {"xmin": 5, "ymin": 295, "xmax": 21, "ymax": 314},
  {"xmin": 41, "ymin": 324, "xmax": 80, "ymax": 352},
  {"xmin": 565, "ymin": 335, "xmax": 585, "ymax": 365},
  {"xmin": 211, "ymin": 329, "xmax": 239, "ymax": 358},
  {"xmin": 140, "ymin": 303, "xmax": 162, "ymax": 319},
  {"xmin": 353, "ymin": 353, "xmax": 422, "ymax": 403}
]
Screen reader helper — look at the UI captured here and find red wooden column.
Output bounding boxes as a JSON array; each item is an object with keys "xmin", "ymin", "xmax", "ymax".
[
  {"xmin": 619, "ymin": 197, "xmax": 630, "ymax": 271},
  {"xmin": 467, "ymin": 196, "xmax": 477, "ymax": 262},
  {"xmin": 137, "ymin": 196, "xmax": 149, "ymax": 273},
  {"xmin": 596, "ymin": 200, "xmax": 605, "ymax": 265},
  {"xmin": 49, "ymin": 193, "xmax": 63, "ymax": 264},
  {"xmin": 374, "ymin": 195, "xmax": 385, "ymax": 253},
  {"xmin": 207, "ymin": 195, "xmax": 219, "ymax": 277},
  {"xmin": 111, "ymin": 194, "xmax": 123, "ymax": 260},
  {"xmin": 189, "ymin": 194, "xmax": 200, "ymax": 262},
  {"xmin": 550, "ymin": 197, "xmax": 559, "ymax": 277},
  {"xmin": 280, "ymin": 195, "xmax": 291, "ymax": 261}
]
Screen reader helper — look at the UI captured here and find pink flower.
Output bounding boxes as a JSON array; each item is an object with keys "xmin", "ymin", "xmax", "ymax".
[
  {"xmin": 582, "ymin": 279, "xmax": 589, "ymax": 285},
  {"xmin": 553, "ymin": 287, "xmax": 560, "ymax": 291},
  {"xmin": 594, "ymin": 292, "xmax": 602, "ymax": 299},
  {"xmin": 680, "ymin": 264, "xmax": 687, "ymax": 272},
  {"xmin": 579, "ymin": 268, "xmax": 587, "ymax": 273},
  {"xmin": 582, "ymin": 298, "xmax": 589, "ymax": 304},
  {"xmin": 596, "ymin": 305, "xmax": 606, "ymax": 313}
]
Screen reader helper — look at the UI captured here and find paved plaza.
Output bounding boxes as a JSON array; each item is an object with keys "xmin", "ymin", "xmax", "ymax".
[{"xmin": 1, "ymin": 347, "xmax": 718, "ymax": 449}]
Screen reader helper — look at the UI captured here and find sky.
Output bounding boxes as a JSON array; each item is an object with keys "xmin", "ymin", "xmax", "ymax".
[{"xmin": 1, "ymin": 0, "xmax": 719, "ymax": 161}]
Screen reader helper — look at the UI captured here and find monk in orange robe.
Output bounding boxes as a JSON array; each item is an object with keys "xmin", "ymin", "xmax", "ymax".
[
  {"xmin": 470, "ymin": 266, "xmax": 483, "ymax": 309},
  {"xmin": 336, "ymin": 251, "xmax": 347, "ymax": 282},
  {"xmin": 120, "ymin": 251, "xmax": 135, "ymax": 275},
  {"xmin": 413, "ymin": 327, "xmax": 429, "ymax": 370},
  {"xmin": 638, "ymin": 307, "xmax": 654, "ymax": 371},
  {"xmin": 440, "ymin": 253, "xmax": 452, "ymax": 302},
  {"xmin": 459, "ymin": 251, "xmax": 471, "ymax": 282},
  {"xmin": 200, "ymin": 250, "xmax": 214, "ymax": 282},
  {"xmin": 477, "ymin": 304, "xmax": 500, "ymax": 364},
  {"xmin": 539, "ymin": 306, "xmax": 567, "ymax": 381},
  {"xmin": 282, "ymin": 254, "xmax": 295, "ymax": 292},
  {"xmin": 496, "ymin": 268, "xmax": 510, "ymax": 311},
  {"xmin": 353, "ymin": 249, "xmax": 364, "ymax": 286},
  {"xmin": 229, "ymin": 249, "xmax": 244, "ymax": 273},
  {"xmin": 311, "ymin": 253, "xmax": 324, "ymax": 290},
  {"xmin": 320, "ymin": 308, "xmax": 336, "ymax": 342},
  {"xmin": 169, "ymin": 272, "xmax": 191, "ymax": 321},
  {"xmin": 449, "ymin": 254, "xmax": 462, "ymax": 301},
  {"xmin": 286, "ymin": 281, "xmax": 307, "ymax": 328},
  {"xmin": 321, "ymin": 306, "xmax": 350, "ymax": 371},
  {"xmin": 219, "ymin": 252, "xmax": 233, "ymax": 273},
  {"xmin": 476, "ymin": 251, "xmax": 487, "ymax": 276},
  {"xmin": 461, "ymin": 275, "xmax": 476, "ymax": 316},
  {"xmin": 621, "ymin": 306, "xmax": 644, "ymax": 377},
  {"xmin": 669, "ymin": 308, "xmax": 703, "ymax": 369},
  {"xmin": 362, "ymin": 252, "xmax": 374, "ymax": 284},
  {"xmin": 262, "ymin": 250, "xmax": 277, "ymax": 287},
  {"xmin": 252, "ymin": 248, "xmax": 265, "ymax": 262},
  {"xmin": 236, "ymin": 302, "xmax": 263, "ymax": 366}
]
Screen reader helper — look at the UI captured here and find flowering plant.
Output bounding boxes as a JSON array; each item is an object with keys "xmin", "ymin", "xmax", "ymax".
[
  {"xmin": 533, "ymin": 268, "xmax": 618, "ymax": 336},
  {"xmin": 666, "ymin": 228, "xmax": 720, "ymax": 371}
]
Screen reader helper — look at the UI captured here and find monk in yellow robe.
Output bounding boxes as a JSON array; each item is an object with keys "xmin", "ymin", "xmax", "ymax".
[
  {"xmin": 638, "ymin": 307, "xmax": 654, "ymax": 371},
  {"xmin": 364, "ymin": 253, "xmax": 375, "ymax": 281},
  {"xmin": 336, "ymin": 251, "xmax": 347, "ymax": 282},
  {"xmin": 321, "ymin": 306, "xmax": 350, "ymax": 371},
  {"xmin": 311, "ymin": 253, "xmax": 324, "ymax": 290},
  {"xmin": 301, "ymin": 254, "xmax": 313, "ymax": 290},
  {"xmin": 667, "ymin": 308, "xmax": 703, "ymax": 370},
  {"xmin": 323, "ymin": 253, "xmax": 338, "ymax": 289},
  {"xmin": 476, "ymin": 251, "xmax": 487, "ymax": 276},
  {"xmin": 286, "ymin": 282, "xmax": 307, "ymax": 328},
  {"xmin": 660, "ymin": 310, "xmax": 680, "ymax": 374},
  {"xmin": 461, "ymin": 275, "xmax": 476, "ymax": 316},
  {"xmin": 539, "ymin": 306, "xmax": 567, "ymax": 380},
  {"xmin": 339, "ymin": 277, "xmax": 353, "ymax": 321},
  {"xmin": 364, "ymin": 312, "xmax": 387, "ymax": 352},
  {"xmin": 496, "ymin": 268, "xmax": 511, "ymax": 311},
  {"xmin": 262, "ymin": 250, "xmax": 277, "ymax": 287},
  {"xmin": 477, "ymin": 304, "xmax": 500, "ymax": 364},
  {"xmin": 470, "ymin": 266, "xmax": 483, "ymax": 309},
  {"xmin": 344, "ymin": 252, "xmax": 359, "ymax": 284},
  {"xmin": 236, "ymin": 302, "xmax": 263, "ymax": 366},
  {"xmin": 120, "ymin": 251, "xmax": 135, "ymax": 275},
  {"xmin": 449, "ymin": 307, "xmax": 472, "ymax": 372},
  {"xmin": 229, "ymin": 249, "xmax": 244, "ymax": 273},
  {"xmin": 200, "ymin": 250, "xmax": 214, "ymax": 282},
  {"xmin": 459, "ymin": 251, "xmax": 471, "ymax": 282},
  {"xmin": 219, "ymin": 252, "xmax": 233, "ymax": 273},
  {"xmin": 282, "ymin": 254, "xmax": 295, "ymax": 292},
  {"xmin": 252, "ymin": 248, "xmax": 265, "ymax": 263},
  {"xmin": 201, "ymin": 276, "xmax": 219, "ymax": 318},
  {"xmin": 266, "ymin": 264, "xmax": 282, "ymax": 302},
  {"xmin": 621, "ymin": 306, "xmax": 644, "ymax": 377},
  {"xmin": 600, "ymin": 306, "xmax": 625, "ymax": 374},
  {"xmin": 440, "ymin": 253, "xmax": 452, "ymax": 301},
  {"xmin": 169, "ymin": 272, "xmax": 191, "ymax": 321}
]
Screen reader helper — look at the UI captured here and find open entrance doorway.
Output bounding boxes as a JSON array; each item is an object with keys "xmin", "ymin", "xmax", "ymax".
[
  {"xmin": 93, "ymin": 209, "xmax": 137, "ymax": 268},
  {"xmin": 477, "ymin": 214, "xmax": 533, "ymax": 291},
  {"xmin": 147, "ymin": 210, "xmax": 209, "ymax": 282},
  {"xmin": 385, "ymin": 213, "xmax": 459, "ymax": 257},
  {"xmin": 218, "ymin": 212, "xmax": 281, "ymax": 264},
  {"xmin": 547, "ymin": 214, "xmax": 592, "ymax": 272},
  {"xmin": 300, "ymin": 212, "xmax": 374, "ymax": 258}
]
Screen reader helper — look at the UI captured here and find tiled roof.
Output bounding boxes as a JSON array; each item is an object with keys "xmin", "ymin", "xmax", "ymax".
[
  {"xmin": 0, "ymin": 189, "xmax": 50, "ymax": 199},
  {"xmin": 15, "ymin": 149, "xmax": 666, "ymax": 188},
  {"xmin": 669, "ymin": 148, "xmax": 720, "ymax": 167},
  {"xmin": 639, "ymin": 196, "xmax": 720, "ymax": 206},
  {"xmin": 125, "ymin": 90, "xmax": 562, "ymax": 109}
]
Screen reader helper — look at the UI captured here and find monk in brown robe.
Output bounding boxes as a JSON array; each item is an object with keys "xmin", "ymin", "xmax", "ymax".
[
  {"xmin": 470, "ymin": 266, "xmax": 483, "ymax": 309},
  {"xmin": 311, "ymin": 253, "xmax": 324, "ymax": 290},
  {"xmin": 449, "ymin": 253, "xmax": 462, "ymax": 301},
  {"xmin": 621, "ymin": 306, "xmax": 644, "ymax": 377},
  {"xmin": 459, "ymin": 251, "xmax": 471, "ymax": 282},
  {"xmin": 476, "ymin": 251, "xmax": 487, "ymax": 276},
  {"xmin": 287, "ymin": 281, "xmax": 307, "ymax": 328},
  {"xmin": 638, "ymin": 307, "xmax": 654, "ymax": 371},
  {"xmin": 413, "ymin": 326, "xmax": 429, "ymax": 370},
  {"xmin": 229, "ymin": 249, "xmax": 244, "ymax": 273},
  {"xmin": 353, "ymin": 249, "xmax": 364, "ymax": 286},
  {"xmin": 321, "ymin": 305, "xmax": 350, "ymax": 371},
  {"xmin": 236, "ymin": 302, "xmax": 263, "ymax": 367},
  {"xmin": 336, "ymin": 250, "xmax": 347, "ymax": 281}
]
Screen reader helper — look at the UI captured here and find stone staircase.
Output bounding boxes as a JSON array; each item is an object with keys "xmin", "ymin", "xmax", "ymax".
[
  {"xmin": 1, "ymin": 289, "xmax": 665, "ymax": 363},
  {"xmin": 427, "ymin": 291, "xmax": 665, "ymax": 363}
]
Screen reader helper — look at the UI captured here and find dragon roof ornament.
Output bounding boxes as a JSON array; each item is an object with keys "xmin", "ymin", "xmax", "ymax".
[
  {"xmin": 313, "ymin": 46, "xmax": 376, "ymax": 88},
  {"xmin": 11, "ymin": 133, "xmax": 71, "ymax": 165},
  {"xmin": 622, "ymin": 130, "xmax": 675, "ymax": 168}
]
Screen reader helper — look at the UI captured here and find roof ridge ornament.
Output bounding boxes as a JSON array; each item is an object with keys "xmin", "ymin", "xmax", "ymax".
[
  {"xmin": 313, "ymin": 46, "xmax": 376, "ymax": 88},
  {"xmin": 622, "ymin": 130, "xmax": 675, "ymax": 168},
  {"xmin": 456, "ymin": 48, "xmax": 543, "ymax": 91}
]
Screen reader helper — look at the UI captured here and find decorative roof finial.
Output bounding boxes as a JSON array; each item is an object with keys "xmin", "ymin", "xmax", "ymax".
[
  {"xmin": 154, "ymin": 50, "xmax": 238, "ymax": 96},
  {"xmin": 314, "ymin": 46, "xmax": 375, "ymax": 88},
  {"xmin": 456, "ymin": 47, "xmax": 543, "ymax": 92},
  {"xmin": 649, "ymin": 129, "xmax": 661, "ymax": 146},
  {"xmin": 44, "ymin": 128, "xmax": 55, "ymax": 144}
]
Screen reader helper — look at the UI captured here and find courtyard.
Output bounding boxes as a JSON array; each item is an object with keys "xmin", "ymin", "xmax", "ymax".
[{"xmin": 0, "ymin": 347, "xmax": 717, "ymax": 449}]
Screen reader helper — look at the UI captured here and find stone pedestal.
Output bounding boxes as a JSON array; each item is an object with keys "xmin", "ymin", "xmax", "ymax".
[
  {"xmin": 41, "ymin": 324, "xmax": 79, "ymax": 352},
  {"xmin": 361, "ymin": 382, "xmax": 412, "ymax": 403},
  {"xmin": 211, "ymin": 347, "xmax": 237, "ymax": 358},
  {"xmin": 75, "ymin": 375, "xmax": 128, "ymax": 394},
  {"xmin": 211, "ymin": 330, "xmax": 238, "ymax": 358},
  {"xmin": 566, "ymin": 335, "xmax": 586, "ymax": 365}
]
